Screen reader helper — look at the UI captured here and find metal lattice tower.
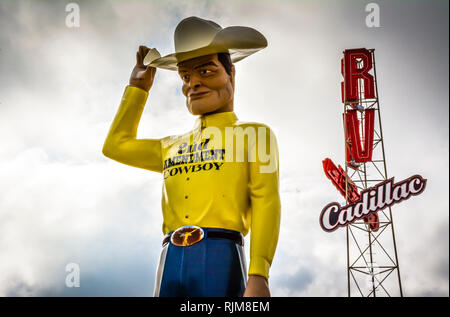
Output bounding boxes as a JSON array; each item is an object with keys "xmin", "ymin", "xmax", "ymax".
[{"xmin": 343, "ymin": 49, "xmax": 403, "ymax": 297}]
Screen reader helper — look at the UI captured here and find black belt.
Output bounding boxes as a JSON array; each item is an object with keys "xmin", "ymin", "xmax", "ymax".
[{"xmin": 162, "ymin": 228, "xmax": 243, "ymax": 246}]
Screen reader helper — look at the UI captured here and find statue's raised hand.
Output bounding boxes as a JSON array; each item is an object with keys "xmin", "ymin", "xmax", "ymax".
[{"xmin": 129, "ymin": 45, "xmax": 157, "ymax": 92}]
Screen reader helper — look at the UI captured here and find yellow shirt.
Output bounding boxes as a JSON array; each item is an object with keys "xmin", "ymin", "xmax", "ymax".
[{"xmin": 102, "ymin": 85, "xmax": 281, "ymax": 279}]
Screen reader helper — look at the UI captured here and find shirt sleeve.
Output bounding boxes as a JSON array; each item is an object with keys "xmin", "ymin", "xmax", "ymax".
[
  {"xmin": 247, "ymin": 124, "xmax": 281, "ymax": 280},
  {"xmin": 102, "ymin": 85, "xmax": 163, "ymax": 173}
]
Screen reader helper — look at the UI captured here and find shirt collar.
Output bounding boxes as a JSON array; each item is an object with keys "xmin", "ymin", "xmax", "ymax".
[{"xmin": 193, "ymin": 111, "xmax": 239, "ymax": 130}]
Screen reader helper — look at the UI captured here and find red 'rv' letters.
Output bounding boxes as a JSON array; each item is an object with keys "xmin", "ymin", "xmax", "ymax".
[
  {"xmin": 344, "ymin": 109, "xmax": 375, "ymax": 163},
  {"xmin": 341, "ymin": 48, "xmax": 375, "ymax": 102}
]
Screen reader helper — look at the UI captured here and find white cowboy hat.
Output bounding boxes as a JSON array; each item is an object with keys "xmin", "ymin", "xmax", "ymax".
[{"xmin": 143, "ymin": 16, "xmax": 268, "ymax": 70}]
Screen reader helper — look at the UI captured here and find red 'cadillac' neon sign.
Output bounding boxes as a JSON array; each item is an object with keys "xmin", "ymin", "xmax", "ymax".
[{"xmin": 320, "ymin": 175, "xmax": 427, "ymax": 232}]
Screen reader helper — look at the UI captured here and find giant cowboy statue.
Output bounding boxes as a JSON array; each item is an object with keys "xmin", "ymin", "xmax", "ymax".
[{"xmin": 102, "ymin": 16, "xmax": 281, "ymax": 297}]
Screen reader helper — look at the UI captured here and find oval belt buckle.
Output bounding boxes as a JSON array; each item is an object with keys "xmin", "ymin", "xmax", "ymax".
[{"xmin": 170, "ymin": 225, "xmax": 204, "ymax": 247}]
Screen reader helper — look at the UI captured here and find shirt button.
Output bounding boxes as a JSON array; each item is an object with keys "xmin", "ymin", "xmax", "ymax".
[
  {"xmin": 185, "ymin": 215, "xmax": 189, "ymax": 219},
  {"xmin": 186, "ymin": 177, "xmax": 190, "ymax": 181},
  {"xmin": 185, "ymin": 195, "xmax": 188, "ymax": 199}
]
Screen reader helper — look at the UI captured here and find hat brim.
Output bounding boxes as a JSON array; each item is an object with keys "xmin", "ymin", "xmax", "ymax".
[{"xmin": 144, "ymin": 26, "xmax": 267, "ymax": 71}]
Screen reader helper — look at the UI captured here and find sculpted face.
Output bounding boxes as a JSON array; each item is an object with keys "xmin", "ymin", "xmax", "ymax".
[{"xmin": 178, "ymin": 54, "xmax": 235, "ymax": 116}]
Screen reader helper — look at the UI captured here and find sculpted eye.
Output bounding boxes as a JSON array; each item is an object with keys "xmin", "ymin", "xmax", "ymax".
[
  {"xmin": 200, "ymin": 69, "xmax": 212, "ymax": 75},
  {"xmin": 182, "ymin": 74, "xmax": 190, "ymax": 81}
]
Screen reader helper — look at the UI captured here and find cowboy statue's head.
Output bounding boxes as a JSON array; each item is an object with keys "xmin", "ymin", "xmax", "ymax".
[
  {"xmin": 144, "ymin": 16, "xmax": 267, "ymax": 116},
  {"xmin": 177, "ymin": 52, "xmax": 235, "ymax": 116}
]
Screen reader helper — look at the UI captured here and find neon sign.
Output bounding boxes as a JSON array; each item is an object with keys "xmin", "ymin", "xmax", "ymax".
[{"xmin": 320, "ymin": 175, "xmax": 427, "ymax": 232}]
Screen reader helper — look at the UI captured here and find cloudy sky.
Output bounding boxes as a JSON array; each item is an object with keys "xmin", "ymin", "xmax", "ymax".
[{"xmin": 0, "ymin": 0, "xmax": 448, "ymax": 297}]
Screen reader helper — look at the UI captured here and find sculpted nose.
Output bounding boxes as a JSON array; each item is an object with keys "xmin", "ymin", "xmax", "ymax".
[{"xmin": 189, "ymin": 74, "xmax": 202, "ymax": 89}]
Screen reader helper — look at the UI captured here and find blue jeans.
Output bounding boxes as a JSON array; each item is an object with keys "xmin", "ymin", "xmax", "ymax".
[{"xmin": 154, "ymin": 228, "xmax": 247, "ymax": 297}]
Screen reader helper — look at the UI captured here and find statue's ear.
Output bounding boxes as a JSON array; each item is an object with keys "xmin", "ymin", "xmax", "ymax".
[{"xmin": 231, "ymin": 64, "xmax": 236, "ymax": 89}]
